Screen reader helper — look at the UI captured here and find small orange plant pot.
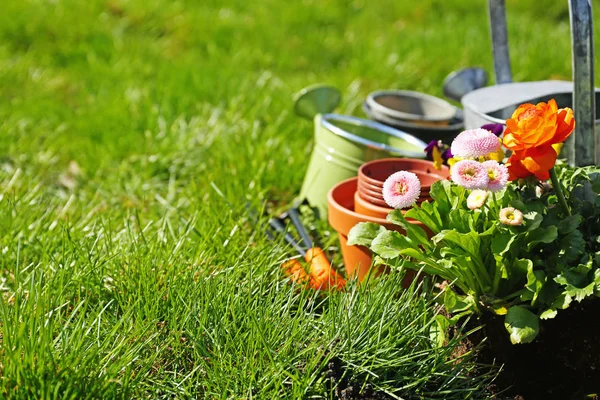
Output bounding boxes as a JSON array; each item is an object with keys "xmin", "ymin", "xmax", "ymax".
[{"xmin": 328, "ymin": 177, "xmax": 431, "ymax": 285}]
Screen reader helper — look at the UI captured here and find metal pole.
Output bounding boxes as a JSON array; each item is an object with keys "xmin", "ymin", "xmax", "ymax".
[
  {"xmin": 568, "ymin": 0, "xmax": 596, "ymax": 166},
  {"xmin": 488, "ymin": 0, "xmax": 513, "ymax": 84}
]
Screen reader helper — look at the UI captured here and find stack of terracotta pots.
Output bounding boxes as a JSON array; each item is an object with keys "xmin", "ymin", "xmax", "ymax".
[{"xmin": 328, "ymin": 158, "xmax": 449, "ymax": 282}]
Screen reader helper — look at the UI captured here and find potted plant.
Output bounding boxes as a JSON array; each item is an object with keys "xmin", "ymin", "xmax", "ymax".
[
  {"xmin": 328, "ymin": 158, "xmax": 447, "ymax": 283},
  {"xmin": 347, "ymin": 100, "xmax": 600, "ymax": 396}
]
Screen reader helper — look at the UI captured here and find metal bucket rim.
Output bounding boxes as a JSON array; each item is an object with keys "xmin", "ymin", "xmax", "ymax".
[
  {"xmin": 465, "ymin": 89, "xmax": 600, "ymax": 125},
  {"xmin": 366, "ymin": 90, "xmax": 456, "ymax": 122},
  {"xmin": 320, "ymin": 113, "xmax": 427, "ymax": 159}
]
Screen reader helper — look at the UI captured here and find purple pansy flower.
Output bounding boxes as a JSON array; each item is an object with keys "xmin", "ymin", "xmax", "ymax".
[{"xmin": 480, "ymin": 123, "xmax": 504, "ymax": 136}]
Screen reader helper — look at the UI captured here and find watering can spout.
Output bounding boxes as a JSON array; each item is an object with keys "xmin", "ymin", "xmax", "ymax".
[{"xmin": 568, "ymin": 0, "xmax": 596, "ymax": 166}]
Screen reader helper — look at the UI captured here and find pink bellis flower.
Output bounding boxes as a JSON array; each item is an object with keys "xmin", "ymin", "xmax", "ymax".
[
  {"xmin": 467, "ymin": 189, "xmax": 488, "ymax": 210},
  {"xmin": 382, "ymin": 171, "xmax": 421, "ymax": 209},
  {"xmin": 482, "ymin": 160, "xmax": 509, "ymax": 192},
  {"xmin": 499, "ymin": 207, "xmax": 524, "ymax": 226},
  {"xmin": 450, "ymin": 160, "xmax": 489, "ymax": 190},
  {"xmin": 450, "ymin": 128, "xmax": 501, "ymax": 159}
]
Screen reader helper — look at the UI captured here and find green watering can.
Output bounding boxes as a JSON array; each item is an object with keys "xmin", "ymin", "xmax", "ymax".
[{"xmin": 294, "ymin": 85, "xmax": 428, "ymax": 217}]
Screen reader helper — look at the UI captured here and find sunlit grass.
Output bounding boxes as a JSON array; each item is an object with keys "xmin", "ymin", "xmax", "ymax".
[{"xmin": 1, "ymin": 0, "xmax": 598, "ymax": 397}]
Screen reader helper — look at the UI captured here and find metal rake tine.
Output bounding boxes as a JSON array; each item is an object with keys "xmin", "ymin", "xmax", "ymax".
[
  {"xmin": 287, "ymin": 207, "xmax": 314, "ymax": 249},
  {"xmin": 268, "ymin": 217, "xmax": 307, "ymax": 257}
]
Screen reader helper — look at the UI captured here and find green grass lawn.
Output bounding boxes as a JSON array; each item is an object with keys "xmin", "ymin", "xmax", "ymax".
[{"xmin": 1, "ymin": 0, "xmax": 600, "ymax": 398}]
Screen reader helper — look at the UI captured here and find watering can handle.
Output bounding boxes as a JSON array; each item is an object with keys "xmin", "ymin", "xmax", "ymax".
[{"xmin": 488, "ymin": 0, "xmax": 512, "ymax": 84}]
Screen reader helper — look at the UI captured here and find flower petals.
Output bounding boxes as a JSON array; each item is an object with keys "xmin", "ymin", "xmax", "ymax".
[
  {"xmin": 450, "ymin": 160, "xmax": 489, "ymax": 190},
  {"xmin": 467, "ymin": 189, "xmax": 488, "ymax": 210},
  {"xmin": 499, "ymin": 207, "xmax": 524, "ymax": 226},
  {"xmin": 382, "ymin": 171, "xmax": 421, "ymax": 209},
  {"xmin": 451, "ymin": 128, "xmax": 501, "ymax": 159},
  {"xmin": 482, "ymin": 160, "xmax": 509, "ymax": 192}
]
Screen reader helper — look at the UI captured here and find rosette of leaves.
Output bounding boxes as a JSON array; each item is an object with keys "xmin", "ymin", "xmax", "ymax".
[{"xmin": 348, "ymin": 165, "xmax": 600, "ymax": 344}]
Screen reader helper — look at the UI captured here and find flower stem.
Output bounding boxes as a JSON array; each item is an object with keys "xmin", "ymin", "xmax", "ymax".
[
  {"xmin": 549, "ymin": 167, "xmax": 571, "ymax": 216},
  {"xmin": 491, "ymin": 191, "xmax": 498, "ymax": 208}
]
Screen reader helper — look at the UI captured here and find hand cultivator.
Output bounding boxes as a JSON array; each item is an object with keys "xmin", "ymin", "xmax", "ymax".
[{"xmin": 253, "ymin": 203, "xmax": 346, "ymax": 291}]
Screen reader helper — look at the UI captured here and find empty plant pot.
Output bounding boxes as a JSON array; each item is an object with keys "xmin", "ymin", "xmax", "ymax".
[
  {"xmin": 359, "ymin": 158, "xmax": 449, "ymax": 188},
  {"xmin": 362, "ymin": 101, "xmax": 464, "ymax": 143},
  {"xmin": 358, "ymin": 178, "xmax": 432, "ymax": 199},
  {"xmin": 366, "ymin": 90, "xmax": 457, "ymax": 125},
  {"xmin": 328, "ymin": 177, "xmax": 430, "ymax": 284},
  {"xmin": 357, "ymin": 191, "xmax": 389, "ymax": 208},
  {"xmin": 357, "ymin": 181, "xmax": 386, "ymax": 199},
  {"xmin": 354, "ymin": 191, "xmax": 393, "ymax": 219},
  {"xmin": 356, "ymin": 177, "xmax": 384, "ymax": 192},
  {"xmin": 299, "ymin": 114, "xmax": 427, "ymax": 217}
]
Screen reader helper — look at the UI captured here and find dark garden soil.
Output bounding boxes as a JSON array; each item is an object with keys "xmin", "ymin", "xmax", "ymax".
[
  {"xmin": 324, "ymin": 357, "xmax": 389, "ymax": 400},
  {"xmin": 322, "ymin": 299, "xmax": 600, "ymax": 399},
  {"xmin": 478, "ymin": 298, "xmax": 600, "ymax": 400}
]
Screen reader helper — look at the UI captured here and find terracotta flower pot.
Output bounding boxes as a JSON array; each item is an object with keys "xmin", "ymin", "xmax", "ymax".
[
  {"xmin": 357, "ymin": 180, "xmax": 431, "ymax": 201},
  {"xmin": 357, "ymin": 191, "xmax": 389, "ymax": 209},
  {"xmin": 357, "ymin": 181, "xmax": 385, "ymax": 198},
  {"xmin": 354, "ymin": 191, "xmax": 393, "ymax": 219},
  {"xmin": 328, "ymin": 177, "xmax": 430, "ymax": 284},
  {"xmin": 354, "ymin": 158, "xmax": 442, "ymax": 213},
  {"xmin": 358, "ymin": 158, "xmax": 449, "ymax": 194}
]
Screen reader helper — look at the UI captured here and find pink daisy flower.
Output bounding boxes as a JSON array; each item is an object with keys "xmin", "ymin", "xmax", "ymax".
[
  {"xmin": 450, "ymin": 128, "xmax": 501, "ymax": 159},
  {"xmin": 482, "ymin": 160, "xmax": 509, "ymax": 192},
  {"xmin": 499, "ymin": 207, "xmax": 524, "ymax": 226},
  {"xmin": 467, "ymin": 189, "xmax": 488, "ymax": 210},
  {"xmin": 382, "ymin": 171, "xmax": 421, "ymax": 209},
  {"xmin": 450, "ymin": 160, "xmax": 489, "ymax": 190}
]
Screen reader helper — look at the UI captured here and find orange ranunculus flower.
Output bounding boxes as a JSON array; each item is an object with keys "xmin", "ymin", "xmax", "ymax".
[
  {"xmin": 503, "ymin": 99, "xmax": 575, "ymax": 151},
  {"xmin": 506, "ymin": 145, "xmax": 558, "ymax": 181}
]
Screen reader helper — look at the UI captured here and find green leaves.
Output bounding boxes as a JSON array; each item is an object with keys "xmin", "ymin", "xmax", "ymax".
[
  {"xmin": 554, "ymin": 259, "xmax": 596, "ymax": 302},
  {"xmin": 429, "ymin": 180, "xmax": 454, "ymax": 214},
  {"xmin": 348, "ymin": 164, "xmax": 600, "ymax": 347},
  {"xmin": 433, "ymin": 230, "xmax": 480, "ymax": 258},
  {"xmin": 525, "ymin": 226, "xmax": 558, "ymax": 251},
  {"xmin": 558, "ymin": 214, "xmax": 583, "ymax": 234},
  {"xmin": 386, "ymin": 210, "xmax": 432, "ymax": 249},
  {"xmin": 347, "ymin": 222, "xmax": 386, "ymax": 247},
  {"xmin": 523, "ymin": 211, "xmax": 543, "ymax": 231},
  {"xmin": 348, "ymin": 222, "xmax": 423, "ymax": 260},
  {"xmin": 558, "ymin": 230, "xmax": 586, "ymax": 264},
  {"xmin": 404, "ymin": 204, "xmax": 443, "ymax": 233},
  {"xmin": 592, "ymin": 176, "xmax": 600, "ymax": 194},
  {"xmin": 521, "ymin": 260, "xmax": 545, "ymax": 306},
  {"xmin": 444, "ymin": 289, "xmax": 475, "ymax": 314},
  {"xmin": 370, "ymin": 230, "xmax": 413, "ymax": 259},
  {"xmin": 504, "ymin": 306, "xmax": 539, "ymax": 344},
  {"xmin": 540, "ymin": 308, "xmax": 557, "ymax": 320}
]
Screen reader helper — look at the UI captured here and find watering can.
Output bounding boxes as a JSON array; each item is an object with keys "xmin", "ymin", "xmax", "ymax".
[
  {"xmin": 461, "ymin": 0, "xmax": 597, "ymax": 167},
  {"xmin": 294, "ymin": 84, "xmax": 427, "ymax": 217}
]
